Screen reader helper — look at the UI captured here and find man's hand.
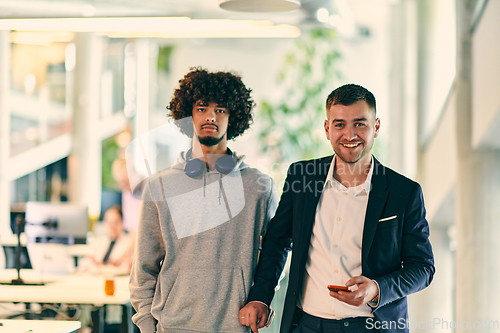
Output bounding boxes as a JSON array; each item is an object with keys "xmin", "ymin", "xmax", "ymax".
[
  {"xmin": 239, "ymin": 301, "xmax": 268, "ymax": 333},
  {"xmin": 329, "ymin": 276, "xmax": 378, "ymax": 307}
]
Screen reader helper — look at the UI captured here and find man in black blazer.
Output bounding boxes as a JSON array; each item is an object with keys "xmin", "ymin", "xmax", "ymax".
[{"xmin": 239, "ymin": 84, "xmax": 434, "ymax": 333}]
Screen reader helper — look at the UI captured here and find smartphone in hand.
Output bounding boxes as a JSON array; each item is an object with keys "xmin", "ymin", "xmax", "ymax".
[{"xmin": 327, "ymin": 285, "xmax": 351, "ymax": 292}]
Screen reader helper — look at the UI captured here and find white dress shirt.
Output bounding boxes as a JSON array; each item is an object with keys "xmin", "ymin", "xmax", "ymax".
[
  {"xmin": 299, "ymin": 155, "xmax": 374, "ymax": 319},
  {"xmin": 78, "ymin": 231, "xmax": 134, "ymax": 275}
]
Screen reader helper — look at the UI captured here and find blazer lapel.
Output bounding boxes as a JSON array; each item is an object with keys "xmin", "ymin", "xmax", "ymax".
[
  {"xmin": 361, "ymin": 158, "xmax": 389, "ymax": 268},
  {"xmin": 300, "ymin": 156, "xmax": 332, "ymax": 249}
]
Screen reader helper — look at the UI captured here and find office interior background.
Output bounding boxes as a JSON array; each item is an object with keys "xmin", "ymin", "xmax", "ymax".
[{"xmin": 0, "ymin": 0, "xmax": 499, "ymax": 331}]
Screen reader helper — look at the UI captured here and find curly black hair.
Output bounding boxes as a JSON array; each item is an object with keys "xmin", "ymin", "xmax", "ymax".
[{"xmin": 167, "ymin": 67, "xmax": 255, "ymax": 140}]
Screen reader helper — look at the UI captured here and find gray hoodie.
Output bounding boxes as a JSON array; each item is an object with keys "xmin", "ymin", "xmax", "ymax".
[{"xmin": 130, "ymin": 151, "xmax": 278, "ymax": 333}]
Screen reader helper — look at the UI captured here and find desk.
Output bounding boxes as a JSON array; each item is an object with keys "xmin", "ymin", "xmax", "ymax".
[
  {"xmin": 0, "ymin": 319, "xmax": 81, "ymax": 333},
  {"xmin": 0, "ymin": 273, "xmax": 130, "ymax": 306},
  {"xmin": 0, "ymin": 269, "xmax": 61, "ymax": 285},
  {"xmin": 0, "ymin": 271, "xmax": 133, "ymax": 333}
]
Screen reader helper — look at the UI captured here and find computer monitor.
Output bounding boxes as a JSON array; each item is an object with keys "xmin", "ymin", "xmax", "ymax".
[{"xmin": 24, "ymin": 202, "xmax": 89, "ymax": 244}]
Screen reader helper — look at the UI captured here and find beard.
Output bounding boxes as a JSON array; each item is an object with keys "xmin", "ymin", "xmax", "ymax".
[{"xmin": 197, "ymin": 133, "xmax": 226, "ymax": 147}]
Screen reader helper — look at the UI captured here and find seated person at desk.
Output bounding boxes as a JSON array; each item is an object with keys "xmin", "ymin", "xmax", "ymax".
[{"xmin": 79, "ymin": 205, "xmax": 133, "ymax": 275}]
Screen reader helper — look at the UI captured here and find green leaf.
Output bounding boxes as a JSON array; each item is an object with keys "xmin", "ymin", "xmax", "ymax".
[{"xmin": 255, "ymin": 27, "xmax": 341, "ymax": 165}]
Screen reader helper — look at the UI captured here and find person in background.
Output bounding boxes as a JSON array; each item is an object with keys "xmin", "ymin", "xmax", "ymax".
[
  {"xmin": 112, "ymin": 158, "xmax": 142, "ymax": 234},
  {"xmin": 110, "ymin": 158, "xmax": 141, "ymax": 271},
  {"xmin": 80, "ymin": 205, "xmax": 133, "ymax": 275}
]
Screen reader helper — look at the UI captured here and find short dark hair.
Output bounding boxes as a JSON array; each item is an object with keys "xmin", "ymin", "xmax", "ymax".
[
  {"xmin": 106, "ymin": 205, "xmax": 123, "ymax": 221},
  {"xmin": 326, "ymin": 84, "xmax": 376, "ymax": 114},
  {"xmin": 167, "ymin": 67, "xmax": 255, "ymax": 140}
]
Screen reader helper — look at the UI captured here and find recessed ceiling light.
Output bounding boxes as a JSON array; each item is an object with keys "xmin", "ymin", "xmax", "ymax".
[{"xmin": 219, "ymin": 0, "xmax": 300, "ymax": 12}]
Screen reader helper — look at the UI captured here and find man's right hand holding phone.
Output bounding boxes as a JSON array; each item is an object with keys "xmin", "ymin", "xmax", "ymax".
[{"xmin": 328, "ymin": 276, "xmax": 379, "ymax": 307}]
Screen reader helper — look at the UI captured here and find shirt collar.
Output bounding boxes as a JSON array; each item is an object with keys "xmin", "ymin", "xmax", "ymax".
[{"xmin": 326, "ymin": 155, "xmax": 374, "ymax": 196}]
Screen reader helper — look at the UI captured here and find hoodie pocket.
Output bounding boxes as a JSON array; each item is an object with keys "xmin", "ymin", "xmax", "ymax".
[{"xmin": 161, "ymin": 266, "xmax": 246, "ymax": 332}]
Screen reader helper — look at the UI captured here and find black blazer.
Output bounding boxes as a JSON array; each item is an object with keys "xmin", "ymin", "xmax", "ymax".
[{"xmin": 247, "ymin": 156, "xmax": 435, "ymax": 333}]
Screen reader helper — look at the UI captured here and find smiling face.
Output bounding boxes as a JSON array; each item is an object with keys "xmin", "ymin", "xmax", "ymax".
[
  {"xmin": 324, "ymin": 100, "xmax": 380, "ymax": 165},
  {"xmin": 192, "ymin": 100, "xmax": 230, "ymax": 147}
]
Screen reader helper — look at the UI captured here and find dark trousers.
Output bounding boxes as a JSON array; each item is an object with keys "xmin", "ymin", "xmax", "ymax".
[
  {"xmin": 292, "ymin": 310, "xmax": 379, "ymax": 333},
  {"xmin": 90, "ymin": 305, "xmax": 140, "ymax": 333}
]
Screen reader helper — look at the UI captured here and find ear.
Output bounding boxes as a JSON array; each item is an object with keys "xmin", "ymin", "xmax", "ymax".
[
  {"xmin": 324, "ymin": 119, "xmax": 330, "ymax": 140},
  {"xmin": 374, "ymin": 118, "xmax": 381, "ymax": 138}
]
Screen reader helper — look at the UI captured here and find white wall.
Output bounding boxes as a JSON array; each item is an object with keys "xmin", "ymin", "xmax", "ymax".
[{"xmin": 472, "ymin": 0, "xmax": 500, "ymax": 148}]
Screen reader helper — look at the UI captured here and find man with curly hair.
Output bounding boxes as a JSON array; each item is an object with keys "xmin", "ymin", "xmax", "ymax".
[{"xmin": 130, "ymin": 67, "xmax": 278, "ymax": 333}]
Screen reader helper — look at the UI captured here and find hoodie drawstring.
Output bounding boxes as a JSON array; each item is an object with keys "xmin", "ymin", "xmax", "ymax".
[
  {"xmin": 218, "ymin": 173, "xmax": 222, "ymax": 205},
  {"xmin": 199, "ymin": 169, "xmax": 221, "ymax": 205},
  {"xmin": 203, "ymin": 170, "xmax": 206, "ymax": 197}
]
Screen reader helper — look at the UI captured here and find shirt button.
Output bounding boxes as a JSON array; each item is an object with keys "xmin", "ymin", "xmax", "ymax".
[
  {"xmin": 343, "ymin": 192, "xmax": 348, "ymax": 196},
  {"xmin": 337, "ymin": 217, "xmax": 342, "ymax": 221},
  {"xmin": 344, "ymin": 322, "xmax": 349, "ymax": 327},
  {"xmin": 333, "ymin": 244, "xmax": 338, "ymax": 248},
  {"xmin": 334, "ymin": 269, "xmax": 338, "ymax": 273}
]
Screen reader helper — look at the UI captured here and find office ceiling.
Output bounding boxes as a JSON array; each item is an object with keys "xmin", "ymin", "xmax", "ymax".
[
  {"xmin": 0, "ymin": 0, "xmax": 314, "ymax": 22},
  {"xmin": 0, "ymin": 0, "xmax": 392, "ymax": 39},
  {"xmin": 0, "ymin": 0, "xmax": 220, "ymax": 18}
]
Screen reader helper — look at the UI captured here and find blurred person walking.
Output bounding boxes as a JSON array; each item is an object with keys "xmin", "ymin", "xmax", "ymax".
[{"xmin": 79, "ymin": 205, "xmax": 133, "ymax": 275}]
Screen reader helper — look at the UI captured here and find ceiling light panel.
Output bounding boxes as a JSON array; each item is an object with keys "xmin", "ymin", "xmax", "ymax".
[{"xmin": 0, "ymin": 17, "xmax": 301, "ymax": 39}]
